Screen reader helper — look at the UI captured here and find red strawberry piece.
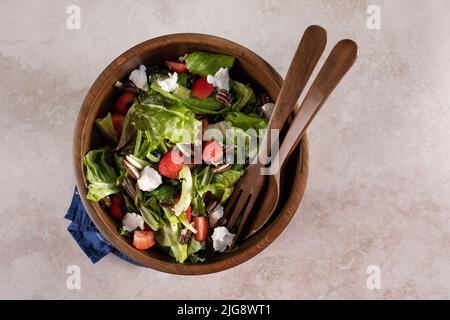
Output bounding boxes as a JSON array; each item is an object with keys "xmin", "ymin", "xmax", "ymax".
[
  {"xmin": 133, "ymin": 231, "xmax": 155, "ymax": 250},
  {"xmin": 114, "ymin": 92, "xmax": 135, "ymax": 115},
  {"xmin": 184, "ymin": 206, "xmax": 192, "ymax": 223},
  {"xmin": 192, "ymin": 77, "xmax": 214, "ymax": 99},
  {"xmin": 158, "ymin": 150, "xmax": 185, "ymax": 179},
  {"xmin": 165, "ymin": 60, "xmax": 187, "ymax": 73},
  {"xmin": 202, "ymin": 140, "xmax": 223, "ymax": 165},
  {"xmin": 109, "ymin": 194, "xmax": 124, "ymax": 220},
  {"xmin": 193, "ymin": 216, "xmax": 208, "ymax": 242},
  {"xmin": 172, "ymin": 196, "xmax": 192, "ymax": 222},
  {"xmin": 111, "ymin": 113, "xmax": 125, "ymax": 136}
]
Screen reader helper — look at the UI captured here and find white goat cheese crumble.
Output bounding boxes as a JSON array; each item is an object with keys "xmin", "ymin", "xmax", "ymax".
[
  {"xmin": 129, "ymin": 65, "xmax": 149, "ymax": 91},
  {"xmin": 209, "ymin": 206, "xmax": 224, "ymax": 227},
  {"xmin": 157, "ymin": 72, "xmax": 179, "ymax": 92},
  {"xmin": 122, "ymin": 212, "xmax": 145, "ymax": 232},
  {"xmin": 207, "ymin": 67, "xmax": 230, "ymax": 91},
  {"xmin": 211, "ymin": 226, "xmax": 235, "ymax": 252},
  {"xmin": 261, "ymin": 103, "xmax": 275, "ymax": 119},
  {"xmin": 137, "ymin": 166, "xmax": 162, "ymax": 192}
]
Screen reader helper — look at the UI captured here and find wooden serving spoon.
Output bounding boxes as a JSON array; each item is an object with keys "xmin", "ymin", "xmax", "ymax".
[{"xmin": 241, "ymin": 39, "xmax": 359, "ymax": 239}]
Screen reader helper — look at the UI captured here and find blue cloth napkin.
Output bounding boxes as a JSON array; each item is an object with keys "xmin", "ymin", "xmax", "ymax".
[{"xmin": 65, "ymin": 188, "xmax": 140, "ymax": 266}]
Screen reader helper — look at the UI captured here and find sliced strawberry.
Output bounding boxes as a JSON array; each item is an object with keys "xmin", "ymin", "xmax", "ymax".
[
  {"xmin": 165, "ymin": 60, "xmax": 187, "ymax": 73},
  {"xmin": 193, "ymin": 216, "xmax": 208, "ymax": 242},
  {"xmin": 111, "ymin": 113, "xmax": 125, "ymax": 136},
  {"xmin": 109, "ymin": 194, "xmax": 124, "ymax": 219},
  {"xmin": 192, "ymin": 77, "xmax": 214, "ymax": 99},
  {"xmin": 158, "ymin": 150, "xmax": 184, "ymax": 179},
  {"xmin": 133, "ymin": 230, "xmax": 155, "ymax": 250},
  {"xmin": 184, "ymin": 206, "xmax": 192, "ymax": 223},
  {"xmin": 202, "ymin": 140, "xmax": 223, "ymax": 165},
  {"xmin": 114, "ymin": 92, "xmax": 135, "ymax": 115}
]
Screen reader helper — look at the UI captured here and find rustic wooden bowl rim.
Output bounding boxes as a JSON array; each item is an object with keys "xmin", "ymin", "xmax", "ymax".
[{"xmin": 73, "ymin": 33, "xmax": 310, "ymax": 275}]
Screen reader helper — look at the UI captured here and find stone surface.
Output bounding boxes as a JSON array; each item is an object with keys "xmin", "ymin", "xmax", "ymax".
[{"xmin": 0, "ymin": 0, "xmax": 449, "ymax": 299}]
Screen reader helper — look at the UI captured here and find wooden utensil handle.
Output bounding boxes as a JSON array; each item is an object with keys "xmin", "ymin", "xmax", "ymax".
[
  {"xmin": 257, "ymin": 25, "xmax": 327, "ymax": 163},
  {"xmin": 276, "ymin": 39, "xmax": 358, "ymax": 168}
]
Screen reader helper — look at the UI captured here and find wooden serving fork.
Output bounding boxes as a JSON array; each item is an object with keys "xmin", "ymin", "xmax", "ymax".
[
  {"xmin": 223, "ymin": 25, "xmax": 328, "ymax": 241},
  {"xmin": 241, "ymin": 39, "xmax": 359, "ymax": 240}
]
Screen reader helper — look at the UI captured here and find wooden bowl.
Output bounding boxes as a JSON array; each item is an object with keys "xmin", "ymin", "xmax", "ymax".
[{"xmin": 73, "ymin": 33, "xmax": 309, "ymax": 274}]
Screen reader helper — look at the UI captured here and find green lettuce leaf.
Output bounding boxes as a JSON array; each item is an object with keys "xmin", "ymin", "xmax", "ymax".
[
  {"xmin": 150, "ymin": 80, "xmax": 224, "ymax": 114},
  {"xmin": 95, "ymin": 112, "xmax": 117, "ymax": 143},
  {"xmin": 140, "ymin": 205, "xmax": 164, "ymax": 231},
  {"xmin": 83, "ymin": 149, "xmax": 120, "ymax": 202},
  {"xmin": 173, "ymin": 165, "xmax": 193, "ymax": 217},
  {"xmin": 200, "ymin": 166, "xmax": 244, "ymax": 203},
  {"xmin": 206, "ymin": 120, "xmax": 259, "ymax": 160},
  {"xmin": 145, "ymin": 185, "xmax": 177, "ymax": 201},
  {"xmin": 155, "ymin": 211, "xmax": 188, "ymax": 263},
  {"xmin": 188, "ymin": 238, "xmax": 205, "ymax": 255},
  {"xmin": 177, "ymin": 72, "xmax": 188, "ymax": 87},
  {"xmin": 118, "ymin": 226, "xmax": 132, "ymax": 238},
  {"xmin": 223, "ymin": 112, "xmax": 267, "ymax": 159},
  {"xmin": 130, "ymin": 101, "xmax": 200, "ymax": 144},
  {"xmin": 230, "ymin": 80, "xmax": 256, "ymax": 111},
  {"xmin": 114, "ymin": 104, "xmax": 137, "ymax": 150},
  {"xmin": 213, "ymin": 168, "xmax": 244, "ymax": 186},
  {"xmin": 191, "ymin": 167, "xmax": 209, "ymax": 216},
  {"xmin": 185, "ymin": 51, "xmax": 235, "ymax": 76},
  {"xmin": 224, "ymin": 112, "xmax": 268, "ymax": 132},
  {"xmin": 206, "ymin": 120, "xmax": 252, "ymax": 146},
  {"xmin": 187, "ymin": 238, "xmax": 206, "ymax": 263},
  {"xmin": 188, "ymin": 254, "xmax": 205, "ymax": 263}
]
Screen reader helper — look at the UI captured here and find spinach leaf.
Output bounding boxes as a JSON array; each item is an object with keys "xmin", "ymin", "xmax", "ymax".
[
  {"xmin": 224, "ymin": 111, "xmax": 268, "ymax": 132},
  {"xmin": 230, "ymin": 80, "xmax": 256, "ymax": 111},
  {"xmin": 213, "ymin": 169, "xmax": 244, "ymax": 187},
  {"xmin": 185, "ymin": 51, "xmax": 235, "ymax": 76},
  {"xmin": 145, "ymin": 185, "xmax": 177, "ymax": 201}
]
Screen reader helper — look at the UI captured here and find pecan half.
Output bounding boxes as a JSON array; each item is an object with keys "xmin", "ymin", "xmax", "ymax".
[
  {"xmin": 215, "ymin": 89, "xmax": 232, "ymax": 107},
  {"xmin": 100, "ymin": 196, "xmax": 111, "ymax": 208},
  {"xmin": 120, "ymin": 158, "xmax": 140, "ymax": 180},
  {"xmin": 159, "ymin": 200, "xmax": 173, "ymax": 208},
  {"xmin": 260, "ymin": 92, "xmax": 271, "ymax": 105},
  {"xmin": 123, "ymin": 80, "xmax": 139, "ymax": 95},
  {"xmin": 211, "ymin": 163, "xmax": 232, "ymax": 174},
  {"xmin": 122, "ymin": 177, "xmax": 137, "ymax": 199},
  {"xmin": 178, "ymin": 228, "xmax": 193, "ymax": 244},
  {"xmin": 206, "ymin": 199, "xmax": 220, "ymax": 215}
]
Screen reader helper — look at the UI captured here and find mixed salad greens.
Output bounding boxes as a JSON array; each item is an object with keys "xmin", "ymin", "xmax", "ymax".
[{"xmin": 83, "ymin": 51, "xmax": 273, "ymax": 263}]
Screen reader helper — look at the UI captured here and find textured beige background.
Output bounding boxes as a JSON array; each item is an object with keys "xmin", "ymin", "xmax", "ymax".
[{"xmin": 0, "ymin": 0, "xmax": 449, "ymax": 299}]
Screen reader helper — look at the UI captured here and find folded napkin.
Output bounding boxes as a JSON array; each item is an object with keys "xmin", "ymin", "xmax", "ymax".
[{"xmin": 65, "ymin": 188, "xmax": 140, "ymax": 266}]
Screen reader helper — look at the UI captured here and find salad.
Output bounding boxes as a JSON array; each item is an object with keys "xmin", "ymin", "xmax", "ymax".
[{"xmin": 83, "ymin": 51, "xmax": 273, "ymax": 263}]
